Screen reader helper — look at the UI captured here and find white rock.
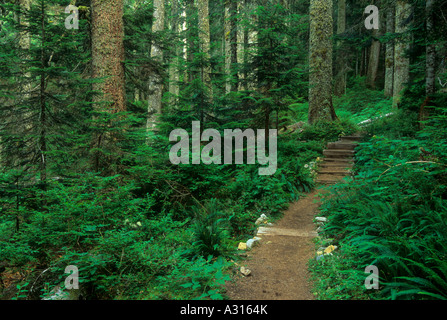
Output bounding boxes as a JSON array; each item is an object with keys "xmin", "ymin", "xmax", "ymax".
[
  {"xmin": 257, "ymin": 227, "xmax": 269, "ymax": 234},
  {"xmin": 246, "ymin": 237, "xmax": 261, "ymax": 249},
  {"xmin": 255, "ymin": 214, "xmax": 269, "ymax": 225},
  {"xmin": 240, "ymin": 266, "xmax": 251, "ymax": 276},
  {"xmin": 315, "ymin": 217, "xmax": 327, "ymax": 223}
]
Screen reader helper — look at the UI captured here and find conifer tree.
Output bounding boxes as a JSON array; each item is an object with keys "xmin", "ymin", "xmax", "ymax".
[{"xmin": 308, "ymin": 0, "xmax": 337, "ymax": 124}]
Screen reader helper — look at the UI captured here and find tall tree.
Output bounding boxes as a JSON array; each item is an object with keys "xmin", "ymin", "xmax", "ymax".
[
  {"xmin": 425, "ymin": 0, "xmax": 436, "ymax": 97},
  {"xmin": 91, "ymin": 0, "xmax": 126, "ymax": 170},
  {"xmin": 197, "ymin": 0, "xmax": 212, "ymax": 100},
  {"xmin": 419, "ymin": 0, "xmax": 437, "ymax": 127},
  {"xmin": 185, "ymin": 0, "xmax": 198, "ymax": 84},
  {"xmin": 334, "ymin": 0, "xmax": 346, "ymax": 96},
  {"xmin": 146, "ymin": 0, "xmax": 165, "ymax": 132},
  {"xmin": 384, "ymin": 2, "xmax": 395, "ymax": 97},
  {"xmin": 224, "ymin": 0, "xmax": 238, "ymax": 93},
  {"xmin": 392, "ymin": 0, "xmax": 411, "ymax": 108},
  {"xmin": 366, "ymin": 27, "xmax": 381, "ymax": 89},
  {"xmin": 237, "ymin": 0, "xmax": 247, "ymax": 91},
  {"xmin": 91, "ymin": 0, "xmax": 126, "ymax": 113},
  {"xmin": 168, "ymin": 0, "xmax": 180, "ymax": 105},
  {"xmin": 308, "ymin": 0, "xmax": 337, "ymax": 124}
]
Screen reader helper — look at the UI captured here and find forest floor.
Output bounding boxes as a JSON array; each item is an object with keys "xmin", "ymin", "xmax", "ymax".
[
  {"xmin": 225, "ymin": 188, "xmax": 327, "ymax": 300},
  {"xmin": 225, "ymin": 134, "xmax": 360, "ymax": 299}
]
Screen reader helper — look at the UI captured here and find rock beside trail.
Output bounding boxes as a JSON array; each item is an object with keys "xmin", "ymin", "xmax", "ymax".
[
  {"xmin": 255, "ymin": 214, "xmax": 269, "ymax": 226},
  {"xmin": 240, "ymin": 266, "xmax": 251, "ymax": 277},
  {"xmin": 316, "ymin": 245, "xmax": 338, "ymax": 260}
]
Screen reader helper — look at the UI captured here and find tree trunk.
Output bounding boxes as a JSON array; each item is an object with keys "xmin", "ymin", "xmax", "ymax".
[
  {"xmin": 247, "ymin": 0, "xmax": 258, "ymax": 91},
  {"xmin": 39, "ymin": 1, "xmax": 47, "ymax": 188},
  {"xmin": 186, "ymin": 0, "xmax": 197, "ymax": 84},
  {"xmin": 384, "ymin": 3, "xmax": 395, "ymax": 97},
  {"xmin": 225, "ymin": 0, "xmax": 232, "ymax": 94},
  {"xmin": 91, "ymin": 0, "xmax": 126, "ymax": 113},
  {"xmin": 91, "ymin": 0, "xmax": 126, "ymax": 171},
  {"xmin": 425, "ymin": 0, "xmax": 436, "ymax": 96},
  {"xmin": 367, "ymin": 27, "xmax": 381, "ymax": 89},
  {"xmin": 147, "ymin": 0, "xmax": 165, "ymax": 132},
  {"xmin": 197, "ymin": 0, "xmax": 213, "ymax": 100},
  {"xmin": 308, "ymin": 0, "xmax": 336, "ymax": 124},
  {"xmin": 392, "ymin": 0, "xmax": 411, "ymax": 108},
  {"xmin": 237, "ymin": 0, "xmax": 246, "ymax": 91},
  {"xmin": 168, "ymin": 0, "xmax": 180, "ymax": 106},
  {"xmin": 225, "ymin": 0, "xmax": 238, "ymax": 94},
  {"xmin": 334, "ymin": 0, "xmax": 346, "ymax": 96},
  {"xmin": 419, "ymin": 0, "xmax": 436, "ymax": 128}
]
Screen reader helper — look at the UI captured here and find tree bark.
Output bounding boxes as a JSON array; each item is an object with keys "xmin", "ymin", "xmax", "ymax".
[
  {"xmin": 39, "ymin": 1, "xmax": 47, "ymax": 187},
  {"xmin": 308, "ymin": 0, "xmax": 337, "ymax": 124},
  {"xmin": 425, "ymin": 0, "xmax": 436, "ymax": 96},
  {"xmin": 392, "ymin": 0, "xmax": 411, "ymax": 108},
  {"xmin": 91, "ymin": 0, "xmax": 126, "ymax": 171},
  {"xmin": 225, "ymin": 0, "xmax": 238, "ymax": 94},
  {"xmin": 247, "ymin": 0, "xmax": 258, "ymax": 91},
  {"xmin": 237, "ymin": 0, "xmax": 246, "ymax": 91},
  {"xmin": 91, "ymin": 0, "xmax": 126, "ymax": 113},
  {"xmin": 367, "ymin": 27, "xmax": 381, "ymax": 89},
  {"xmin": 384, "ymin": 3, "xmax": 395, "ymax": 97},
  {"xmin": 186, "ymin": 0, "xmax": 197, "ymax": 84},
  {"xmin": 419, "ymin": 0, "xmax": 437, "ymax": 128},
  {"xmin": 147, "ymin": 0, "xmax": 165, "ymax": 132},
  {"xmin": 168, "ymin": 0, "xmax": 180, "ymax": 105},
  {"xmin": 334, "ymin": 0, "xmax": 346, "ymax": 96},
  {"xmin": 197, "ymin": 0, "xmax": 213, "ymax": 100}
]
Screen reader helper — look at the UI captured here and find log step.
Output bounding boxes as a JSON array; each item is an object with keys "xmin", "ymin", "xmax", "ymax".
[
  {"xmin": 318, "ymin": 169, "xmax": 351, "ymax": 175},
  {"xmin": 340, "ymin": 135, "xmax": 363, "ymax": 143},
  {"xmin": 323, "ymin": 149, "xmax": 355, "ymax": 158},
  {"xmin": 327, "ymin": 142, "xmax": 358, "ymax": 150}
]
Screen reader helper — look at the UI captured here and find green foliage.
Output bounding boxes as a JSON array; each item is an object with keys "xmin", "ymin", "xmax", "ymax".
[
  {"xmin": 365, "ymin": 109, "xmax": 419, "ymax": 139},
  {"xmin": 4, "ymin": 0, "xmax": 443, "ymax": 302},
  {"xmin": 298, "ymin": 119, "xmax": 359, "ymax": 143},
  {"xmin": 309, "ymin": 111, "xmax": 447, "ymax": 299},
  {"xmin": 189, "ymin": 199, "xmax": 233, "ymax": 259},
  {"xmin": 333, "ymin": 78, "xmax": 393, "ymax": 124}
]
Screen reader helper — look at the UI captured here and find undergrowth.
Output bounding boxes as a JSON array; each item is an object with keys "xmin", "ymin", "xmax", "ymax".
[{"xmin": 309, "ymin": 102, "xmax": 447, "ymax": 300}]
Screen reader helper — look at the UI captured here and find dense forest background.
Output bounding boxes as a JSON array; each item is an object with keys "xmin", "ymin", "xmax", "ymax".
[{"xmin": 0, "ymin": 0, "xmax": 446, "ymax": 300}]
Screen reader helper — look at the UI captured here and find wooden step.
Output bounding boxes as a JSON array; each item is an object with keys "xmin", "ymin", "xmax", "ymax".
[
  {"xmin": 323, "ymin": 149, "xmax": 355, "ymax": 158},
  {"xmin": 316, "ymin": 174, "xmax": 346, "ymax": 185},
  {"xmin": 327, "ymin": 142, "xmax": 358, "ymax": 150},
  {"xmin": 318, "ymin": 168, "xmax": 351, "ymax": 175},
  {"xmin": 320, "ymin": 162, "xmax": 353, "ymax": 168},
  {"xmin": 340, "ymin": 135, "xmax": 363, "ymax": 143},
  {"xmin": 322, "ymin": 157, "xmax": 354, "ymax": 163}
]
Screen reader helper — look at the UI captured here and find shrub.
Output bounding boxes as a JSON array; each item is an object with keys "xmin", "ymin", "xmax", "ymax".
[{"xmin": 310, "ymin": 125, "xmax": 447, "ymax": 300}]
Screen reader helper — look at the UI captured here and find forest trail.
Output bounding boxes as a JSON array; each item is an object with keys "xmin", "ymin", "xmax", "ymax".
[
  {"xmin": 225, "ymin": 135, "xmax": 362, "ymax": 300},
  {"xmin": 225, "ymin": 189, "xmax": 323, "ymax": 300}
]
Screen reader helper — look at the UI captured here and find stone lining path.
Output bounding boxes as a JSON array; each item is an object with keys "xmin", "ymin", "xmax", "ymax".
[{"xmin": 225, "ymin": 135, "xmax": 362, "ymax": 300}]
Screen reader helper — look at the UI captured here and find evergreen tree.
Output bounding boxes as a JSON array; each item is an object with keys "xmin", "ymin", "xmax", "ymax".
[{"xmin": 308, "ymin": 0, "xmax": 337, "ymax": 124}]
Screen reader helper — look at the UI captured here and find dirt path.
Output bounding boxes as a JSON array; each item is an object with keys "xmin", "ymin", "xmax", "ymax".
[{"xmin": 225, "ymin": 188, "xmax": 326, "ymax": 300}]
